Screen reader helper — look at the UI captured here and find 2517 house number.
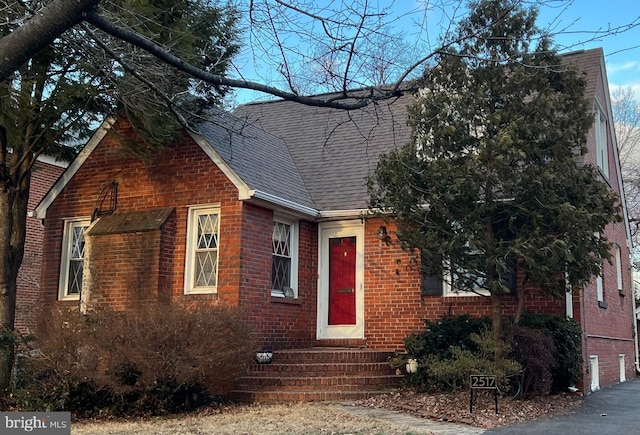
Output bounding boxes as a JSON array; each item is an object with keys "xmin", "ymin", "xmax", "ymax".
[
  {"xmin": 469, "ymin": 375, "xmax": 498, "ymax": 414},
  {"xmin": 470, "ymin": 375, "xmax": 497, "ymax": 389}
]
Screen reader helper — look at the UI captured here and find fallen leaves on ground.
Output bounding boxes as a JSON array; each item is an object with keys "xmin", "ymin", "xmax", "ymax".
[{"xmin": 352, "ymin": 389, "xmax": 583, "ymax": 429}]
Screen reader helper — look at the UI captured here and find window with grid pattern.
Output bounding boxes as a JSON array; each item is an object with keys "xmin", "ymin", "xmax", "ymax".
[
  {"xmin": 59, "ymin": 219, "xmax": 90, "ymax": 300},
  {"xmin": 272, "ymin": 217, "xmax": 298, "ymax": 297},
  {"xmin": 185, "ymin": 206, "xmax": 220, "ymax": 294}
]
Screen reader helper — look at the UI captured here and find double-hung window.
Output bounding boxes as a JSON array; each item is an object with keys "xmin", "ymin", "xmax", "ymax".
[
  {"xmin": 272, "ymin": 217, "xmax": 298, "ymax": 297},
  {"xmin": 185, "ymin": 206, "xmax": 220, "ymax": 294},
  {"xmin": 59, "ymin": 218, "xmax": 91, "ymax": 300}
]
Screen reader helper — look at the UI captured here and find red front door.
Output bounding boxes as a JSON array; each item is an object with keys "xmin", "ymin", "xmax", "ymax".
[{"xmin": 328, "ymin": 236, "xmax": 356, "ymax": 325}]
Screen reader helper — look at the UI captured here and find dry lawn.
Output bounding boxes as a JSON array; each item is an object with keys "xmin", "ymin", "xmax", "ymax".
[
  {"xmin": 71, "ymin": 402, "xmax": 427, "ymax": 435},
  {"xmin": 70, "ymin": 389, "xmax": 583, "ymax": 434}
]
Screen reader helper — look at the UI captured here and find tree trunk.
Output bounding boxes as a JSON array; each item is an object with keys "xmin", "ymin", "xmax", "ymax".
[
  {"xmin": 0, "ymin": 0, "xmax": 101, "ymax": 83},
  {"xmin": 0, "ymin": 163, "xmax": 31, "ymax": 392},
  {"xmin": 490, "ymin": 291, "xmax": 503, "ymax": 341},
  {"xmin": 514, "ymin": 280, "xmax": 525, "ymax": 324}
]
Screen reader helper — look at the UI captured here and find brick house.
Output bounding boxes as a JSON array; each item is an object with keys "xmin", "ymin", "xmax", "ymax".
[
  {"xmin": 16, "ymin": 156, "xmax": 66, "ymax": 333},
  {"xmin": 34, "ymin": 48, "xmax": 635, "ymax": 397}
]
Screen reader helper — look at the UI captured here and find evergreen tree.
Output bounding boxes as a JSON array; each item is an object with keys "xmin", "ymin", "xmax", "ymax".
[
  {"xmin": 368, "ymin": 0, "xmax": 621, "ymax": 338},
  {"xmin": 0, "ymin": 0, "xmax": 239, "ymax": 390}
]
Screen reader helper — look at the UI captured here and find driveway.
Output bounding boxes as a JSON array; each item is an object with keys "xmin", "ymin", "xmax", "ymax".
[{"xmin": 487, "ymin": 377, "xmax": 640, "ymax": 434}]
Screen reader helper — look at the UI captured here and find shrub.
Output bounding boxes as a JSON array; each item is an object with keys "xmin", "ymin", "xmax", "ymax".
[
  {"xmin": 517, "ymin": 314, "xmax": 582, "ymax": 393},
  {"xmin": 402, "ymin": 315, "xmax": 519, "ymax": 391},
  {"xmin": 508, "ymin": 324, "xmax": 556, "ymax": 397},
  {"xmin": 424, "ymin": 329, "xmax": 522, "ymax": 392},
  {"xmin": 14, "ymin": 302, "xmax": 257, "ymax": 416},
  {"xmin": 404, "ymin": 314, "xmax": 490, "ymax": 360}
]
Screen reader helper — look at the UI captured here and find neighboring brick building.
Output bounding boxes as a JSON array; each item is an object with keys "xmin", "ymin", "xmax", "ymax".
[
  {"xmin": 34, "ymin": 48, "xmax": 635, "ymax": 394},
  {"xmin": 16, "ymin": 156, "xmax": 67, "ymax": 333}
]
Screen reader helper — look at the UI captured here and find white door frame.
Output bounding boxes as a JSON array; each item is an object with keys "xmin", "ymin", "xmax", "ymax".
[{"xmin": 317, "ymin": 221, "xmax": 364, "ymax": 339}]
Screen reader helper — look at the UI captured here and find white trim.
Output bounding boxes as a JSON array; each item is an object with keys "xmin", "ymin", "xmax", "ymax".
[
  {"xmin": 184, "ymin": 205, "xmax": 221, "ymax": 295},
  {"xmin": 249, "ymin": 190, "xmax": 319, "ymax": 217},
  {"xmin": 317, "ymin": 221, "xmax": 365, "ymax": 339},
  {"xmin": 590, "ymin": 355, "xmax": 600, "ymax": 391},
  {"xmin": 58, "ymin": 218, "xmax": 91, "ymax": 301},
  {"xmin": 319, "ymin": 209, "xmax": 368, "ymax": 219},
  {"xmin": 619, "ymin": 354, "xmax": 626, "ymax": 382},
  {"xmin": 36, "ymin": 154, "xmax": 69, "ymax": 168},
  {"xmin": 615, "ymin": 244, "xmax": 623, "ymax": 292},
  {"xmin": 271, "ymin": 215, "xmax": 299, "ymax": 297},
  {"xmin": 34, "ymin": 118, "xmax": 115, "ymax": 219}
]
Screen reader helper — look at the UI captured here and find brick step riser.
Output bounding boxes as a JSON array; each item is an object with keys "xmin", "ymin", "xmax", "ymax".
[
  {"xmin": 247, "ymin": 362, "xmax": 396, "ymax": 376},
  {"xmin": 229, "ymin": 390, "xmax": 392, "ymax": 403},
  {"xmin": 236, "ymin": 375, "xmax": 402, "ymax": 391},
  {"xmin": 266, "ymin": 351, "xmax": 396, "ymax": 364},
  {"xmin": 230, "ymin": 350, "xmax": 401, "ymax": 403}
]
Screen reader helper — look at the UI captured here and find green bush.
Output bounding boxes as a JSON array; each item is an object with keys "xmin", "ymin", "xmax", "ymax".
[
  {"xmin": 423, "ymin": 330, "xmax": 522, "ymax": 392},
  {"xmin": 517, "ymin": 314, "xmax": 582, "ymax": 393},
  {"xmin": 14, "ymin": 302, "xmax": 257, "ymax": 416}
]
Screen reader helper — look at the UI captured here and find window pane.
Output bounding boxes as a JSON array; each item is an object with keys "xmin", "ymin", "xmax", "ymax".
[
  {"xmin": 195, "ymin": 251, "xmax": 217, "ymax": 287},
  {"xmin": 197, "ymin": 214, "xmax": 218, "ymax": 249},
  {"xmin": 272, "ymin": 256, "xmax": 291, "ymax": 290},
  {"xmin": 68, "ymin": 259, "xmax": 83, "ymax": 295},
  {"xmin": 272, "ymin": 222, "xmax": 291, "ymax": 256},
  {"xmin": 71, "ymin": 226, "xmax": 85, "ymax": 259}
]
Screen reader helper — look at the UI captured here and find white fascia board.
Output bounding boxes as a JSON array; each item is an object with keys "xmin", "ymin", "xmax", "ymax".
[
  {"xmin": 247, "ymin": 190, "xmax": 319, "ymax": 218},
  {"xmin": 35, "ymin": 154, "xmax": 69, "ymax": 168},
  {"xmin": 33, "ymin": 118, "xmax": 115, "ymax": 219},
  {"xmin": 318, "ymin": 209, "xmax": 368, "ymax": 220}
]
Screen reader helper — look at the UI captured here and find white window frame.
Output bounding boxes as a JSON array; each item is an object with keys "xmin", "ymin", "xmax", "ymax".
[
  {"xmin": 271, "ymin": 216, "xmax": 298, "ymax": 297},
  {"xmin": 443, "ymin": 263, "xmax": 490, "ymax": 297},
  {"xmin": 594, "ymin": 104, "xmax": 609, "ymax": 178},
  {"xmin": 58, "ymin": 218, "xmax": 91, "ymax": 301},
  {"xmin": 184, "ymin": 205, "xmax": 220, "ymax": 295},
  {"xmin": 615, "ymin": 244, "xmax": 623, "ymax": 292}
]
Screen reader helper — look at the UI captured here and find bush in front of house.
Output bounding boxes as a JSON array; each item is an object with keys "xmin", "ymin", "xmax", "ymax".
[
  {"xmin": 401, "ymin": 314, "xmax": 522, "ymax": 391},
  {"xmin": 507, "ymin": 324, "xmax": 556, "ymax": 397},
  {"xmin": 14, "ymin": 302, "xmax": 257, "ymax": 416},
  {"xmin": 401, "ymin": 313, "xmax": 581, "ymax": 396},
  {"xmin": 516, "ymin": 313, "xmax": 583, "ymax": 394}
]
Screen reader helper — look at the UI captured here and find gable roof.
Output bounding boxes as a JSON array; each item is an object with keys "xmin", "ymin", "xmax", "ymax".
[
  {"xmin": 234, "ymin": 92, "xmax": 415, "ymax": 213},
  {"xmin": 193, "ymin": 109, "xmax": 316, "ymax": 212},
  {"xmin": 34, "ymin": 111, "xmax": 318, "ymax": 219}
]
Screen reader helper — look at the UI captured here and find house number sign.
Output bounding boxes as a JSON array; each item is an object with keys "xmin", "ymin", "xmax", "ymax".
[{"xmin": 469, "ymin": 375, "xmax": 498, "ymax": 414}]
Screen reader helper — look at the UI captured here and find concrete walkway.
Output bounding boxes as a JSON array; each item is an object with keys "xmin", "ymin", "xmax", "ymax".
[{"xmin": 336, "ymin": 404, "xmax": 485, "ymax": 435}]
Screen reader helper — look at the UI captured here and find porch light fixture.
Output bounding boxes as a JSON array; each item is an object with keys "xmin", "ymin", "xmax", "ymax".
[{"xmin": 376, "ymin": 225, "xmax": 388, "ymax": 240}]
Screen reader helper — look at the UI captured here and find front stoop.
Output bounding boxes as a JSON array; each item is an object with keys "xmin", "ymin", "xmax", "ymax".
[{"xmin": 229, "ymin": 348, "xmax": 403, "ymax": 403}]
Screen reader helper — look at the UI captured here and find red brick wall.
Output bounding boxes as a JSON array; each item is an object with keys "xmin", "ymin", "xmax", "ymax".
[
  {"xmin": 40, "ymin": 121, "xmax": 318, "ymax": 350},
  {"xmin": 41, "ymin": 120, "xmax": 241, "ymax": 310},
  {"xmin": 362, "ymin": 218, "xmax": 565, "ymax": 351},
  {"xmin": 17, "ymin": 159, "xmax": 66, "ymax": 333},
  {"xmin": 85, "ymin": 230, "xmax": 162, "ymax": 310},
  {"xmin": 236, "ymin": 204, "xmax": 318, "ymax": 350}
]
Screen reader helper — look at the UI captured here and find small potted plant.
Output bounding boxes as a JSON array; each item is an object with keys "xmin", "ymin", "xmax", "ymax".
[{"xmin": 255, "ymin": 349, "xmax": 274, "ymax": 364}]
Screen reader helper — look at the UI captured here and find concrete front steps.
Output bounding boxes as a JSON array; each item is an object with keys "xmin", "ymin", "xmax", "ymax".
[{"xmin": 229, "ymin": 348, "xmax": 403, "ymax": 403}]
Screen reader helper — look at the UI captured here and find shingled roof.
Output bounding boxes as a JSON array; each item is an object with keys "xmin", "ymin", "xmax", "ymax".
[
  {"xmin": 194, "ymin": 109, "xmax": 316, "ymax": 211},
  {"xmin": 232, "ymin": 48, "xmax": 603, "ymax": 214},
  {"xmin": 234, "ymin": 93, "xmax": 415, "ymax": 212}
]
